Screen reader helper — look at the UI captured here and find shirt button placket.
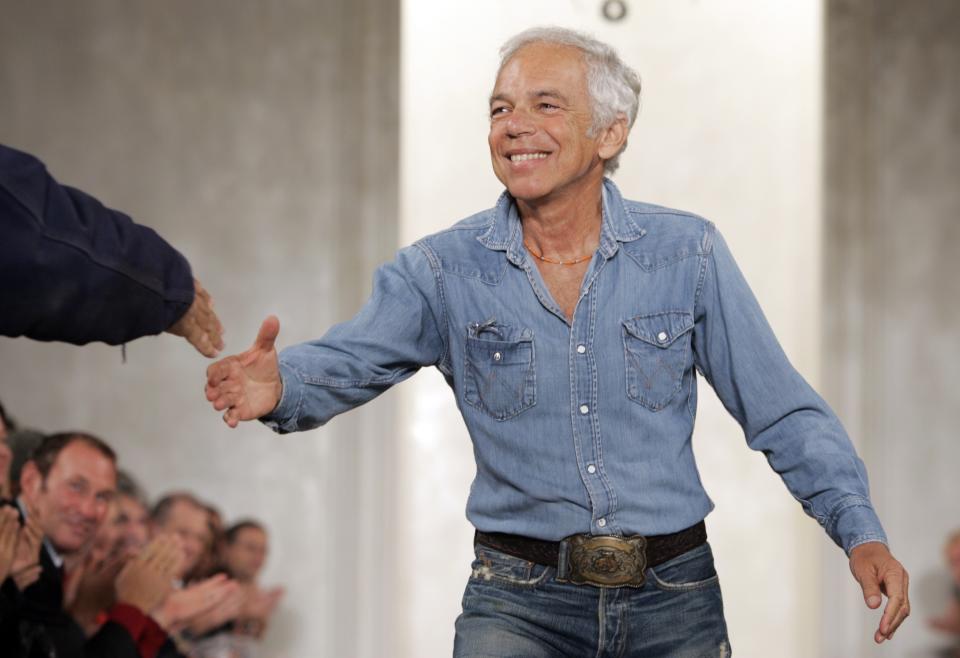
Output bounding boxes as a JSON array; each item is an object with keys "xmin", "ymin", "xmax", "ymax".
[{"xmin": 572, "ymin": 287, "xmax": 611, "ymax": 534}]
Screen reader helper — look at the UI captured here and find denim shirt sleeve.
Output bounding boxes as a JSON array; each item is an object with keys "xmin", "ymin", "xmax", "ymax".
[
  {"xmin": 261, "ymin": 242, "xmax": 447, "ymax": 433},
  {"xmin": 692, "ymin": 224, "xmax": 887, "ymax": 555}
]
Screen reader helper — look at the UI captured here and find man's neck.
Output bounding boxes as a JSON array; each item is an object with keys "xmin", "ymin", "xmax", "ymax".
[{"xmin": 518, "ymin": 177, "xmax": 604, "ymax": 258}]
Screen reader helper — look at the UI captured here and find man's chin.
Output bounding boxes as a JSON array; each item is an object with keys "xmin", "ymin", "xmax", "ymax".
[{"xmin": 52, "ymin": 530, "xmax": 93, "ymax": 554}]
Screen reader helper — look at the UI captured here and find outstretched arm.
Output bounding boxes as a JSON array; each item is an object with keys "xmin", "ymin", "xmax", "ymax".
[{"xmin": 0, "ymin": 143, "xmax": 223, "ymax": 354}]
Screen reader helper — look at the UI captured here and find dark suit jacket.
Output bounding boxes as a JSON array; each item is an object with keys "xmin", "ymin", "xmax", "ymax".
[{"xmin": 0, "ymin": 536, "xmax": 140, "ymax": 658}]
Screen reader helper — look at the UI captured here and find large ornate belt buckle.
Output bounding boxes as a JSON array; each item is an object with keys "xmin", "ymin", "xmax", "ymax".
[{"xmin": 562, "ymin": 535, "xmax": 648, "ymax": 587}]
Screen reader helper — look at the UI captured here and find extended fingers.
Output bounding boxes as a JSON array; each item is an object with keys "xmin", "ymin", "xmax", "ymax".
[
  {"xmin": 206, "ymin": 356, "xmax": 240, "ymax": 391},
  {"xmin": 879, "ymin": 569, "xmax": 910, "ymax": 641}
]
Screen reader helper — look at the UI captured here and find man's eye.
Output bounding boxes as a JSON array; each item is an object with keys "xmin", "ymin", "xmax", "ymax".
[
  {"xmin": 539, "ymin": 103, "xmax": 558, "ymax": 111},
  {"xmin": 490, "ymin": 106, "xmax": 509, "ymax": 117}
]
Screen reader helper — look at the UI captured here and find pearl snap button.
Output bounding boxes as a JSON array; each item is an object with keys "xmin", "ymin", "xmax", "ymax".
[
  {"xmin": 657, "ymin": 331, "xmax": 668, "ymax": 342},
  {"xmin": 579, "ymin": 404, "xmax": 589, "ymax": 414},
  {"xmin": 597, "ymin": 518, "xmax": 607, "ymax": 528},
  {"xmin": 576, "ymin": 344, "xmax": 586, "ymax": 354},
  {"xmin": 587, "ymin": 464, "xmax": 597, "ymax": 474},
  {"xmin": 493, "ymin": 352, "xmax": 502, "ymax": 361}
]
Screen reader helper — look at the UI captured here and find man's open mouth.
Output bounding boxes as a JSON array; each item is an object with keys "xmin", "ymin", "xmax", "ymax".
[{"xmin": 509, "ymin": 152, "xmax": 550, "ymax": 162}]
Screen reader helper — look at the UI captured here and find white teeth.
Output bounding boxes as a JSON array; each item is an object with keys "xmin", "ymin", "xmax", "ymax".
[{"xmin": 510, "ymin": 152, "xmax": 549, "ymax": 162}]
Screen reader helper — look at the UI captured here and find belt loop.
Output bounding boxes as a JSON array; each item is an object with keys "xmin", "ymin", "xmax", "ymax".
[{"xmin": 557, "ymin": 540, "xmax": 570, "ymax": 579}]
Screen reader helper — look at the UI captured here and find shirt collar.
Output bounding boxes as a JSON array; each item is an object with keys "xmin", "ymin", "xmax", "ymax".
[{"xmin": 477, "ymin": 178, "xmax": 646, "ymax": 262}]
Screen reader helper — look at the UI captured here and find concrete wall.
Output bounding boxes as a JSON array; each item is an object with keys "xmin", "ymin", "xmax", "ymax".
[
  {"xmin": 0, "ymin": 2, "xmax": 399, "ymax": 656},
  {"xmin": 822, "ymin": 1, "xmax": 960, "ymax": 656},
  {"xmin": 400, "ymin": 2, "xmax": 823, "ymax": 656}
]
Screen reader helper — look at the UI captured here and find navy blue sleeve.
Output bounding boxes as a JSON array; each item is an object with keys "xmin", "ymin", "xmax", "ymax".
[{"xmin": 0, "ymin": 144, "xmax": 195, "ymax": 345}]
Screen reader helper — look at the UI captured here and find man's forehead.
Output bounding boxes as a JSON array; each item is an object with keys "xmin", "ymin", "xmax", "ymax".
[
  {"xmin": 168, "ymin": 499, "xmax": 207, "ymax": 521},
  {"xmin": 238, "ymin": 526, "xmax": 267, "ymax": 541},
  {"xmin": 493, "ymin": 43, "xmax": 588, "ymax": 97},
  {"xmin": 51, "ymin": 441, "xmax": 117, "ymax": 480}
]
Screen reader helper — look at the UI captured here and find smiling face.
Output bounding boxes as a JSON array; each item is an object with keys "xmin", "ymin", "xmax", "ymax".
[
  {"xmin": 488, "ymin": 42, "xmax": 624, "ymax": 210},
  {"xmin": 21, "ymin": 440, "xmax": 117, "ymax": 554}
]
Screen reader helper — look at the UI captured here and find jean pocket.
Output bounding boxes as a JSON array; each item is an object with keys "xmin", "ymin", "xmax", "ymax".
[
  {"xmin": 463, "ymin": 321, "xmax": 536, "ymax": 421},
  {"xmin": 469, "ymin": 545, "xmax": 552, "ymax": 589},
  {"xmin": 622, "ymin": 311, "xmax": 693, "ymax": 411},
  {"xmin": 648, "ymin": 543, "xmax": 720, "ymax": 592}
]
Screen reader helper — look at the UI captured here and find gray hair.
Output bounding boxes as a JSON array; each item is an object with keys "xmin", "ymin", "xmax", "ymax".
[{"xmin": 497, "ymin": 26, "xmax": 641, "ymax": 174}]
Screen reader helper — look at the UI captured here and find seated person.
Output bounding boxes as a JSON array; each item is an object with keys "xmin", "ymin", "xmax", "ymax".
[{"xmin": 931, "ymin": 530, "xmax": 960, "ymax": 643}]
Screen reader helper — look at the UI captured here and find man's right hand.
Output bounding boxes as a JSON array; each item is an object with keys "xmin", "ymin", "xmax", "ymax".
[{"xmin": 205, "ymin": 316, "xmax": 283, "ymax": 428}]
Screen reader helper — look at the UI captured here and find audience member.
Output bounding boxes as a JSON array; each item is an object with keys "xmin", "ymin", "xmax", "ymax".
[
  {"xmin": 931, "ymin": 530, "xmax": 960, "ymax": 648},
  {"xmin": 115, "ymin": 472, "xmax": 152, "ymax": 555},
  {"xmin": 3, "ymin": 427, "xmax": 44, "ymax": 499},
  {"xmin": 150, "ymin": 493, "xmax": 212, "ymax": 584},
  {"xmin": 0, "ymin": 403, "xmax": 286, "ymax": 656},
  {"xmin": 221, "ymin": 521, "xmax": 284, "ymax": 640},
  {"xmin": 191, "ymin": 503, "xmax": 224, "ymax": 581},
  {"xmin": 1, "ymin": 432, "xmax": 177, "ymax": 658}
]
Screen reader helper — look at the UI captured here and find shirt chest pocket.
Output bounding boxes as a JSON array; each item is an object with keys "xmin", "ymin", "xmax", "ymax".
[
  {"xmin": 463, "ymin": 322, "xmax": 537, "ymax": 421},
  {"xmin": 622, "ymin": 311, "xmax": 694, "ymax": 411}
]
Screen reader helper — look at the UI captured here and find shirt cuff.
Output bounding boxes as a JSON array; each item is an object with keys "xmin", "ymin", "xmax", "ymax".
[
  {"xmin": 107, "ymin": 602, "xmax": 150, "ymax": 640},
  {"xmin": 828, "ymin": 499, "xmax": 888, "ymax": 555},
  {"xmin": 139, "ymin": 615, "xmax": 171, "ymax": 658},
  {"xmin": 259, "ymin": 360, "xmax": 301, "ymax": 433}
]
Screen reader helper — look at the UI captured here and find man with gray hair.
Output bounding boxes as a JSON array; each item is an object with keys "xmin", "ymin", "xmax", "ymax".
[{"xmin": 205, "ymin": 27, "xmax": 908, "ymax": 655}]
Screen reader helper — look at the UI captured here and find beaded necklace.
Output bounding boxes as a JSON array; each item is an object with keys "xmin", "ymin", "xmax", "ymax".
[{"xmin": 523, "ymin": 240, "xmax": 593, "ymax": 266}]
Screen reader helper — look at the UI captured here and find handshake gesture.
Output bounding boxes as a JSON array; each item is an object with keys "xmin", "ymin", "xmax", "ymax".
[{"xmin": 205, "ymin": 316, "xmax": 284, "ymax": 427}]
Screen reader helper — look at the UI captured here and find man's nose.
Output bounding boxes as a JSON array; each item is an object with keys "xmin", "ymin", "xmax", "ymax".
[
  {"xmin": 505, "ymin": 109, "xmax": 536, "ymax": 137},
  {"xmin": 79, "ymin": 496, "xmax": 99, "ymax": 519}
]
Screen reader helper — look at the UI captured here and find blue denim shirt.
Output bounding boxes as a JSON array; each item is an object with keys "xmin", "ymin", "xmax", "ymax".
[{"xmin": 264, "ymin": 179, "xmax": 886, "ymax": 554}]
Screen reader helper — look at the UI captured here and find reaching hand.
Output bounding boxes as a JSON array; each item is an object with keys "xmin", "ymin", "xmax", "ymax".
[
  {"xmin": 205, "ymin": 316, "xmax": 283, "ymax": 428},
  {"xmin": 0, "ymin": 506, "xmax": 19, "ymax": 582},
  {"xmin": 849, "ymin": 541, "xmax": 910, "ymax": 643},
  {"xmin": 166, "ymin": 278, "xmax": 225, "ymax": 358}
]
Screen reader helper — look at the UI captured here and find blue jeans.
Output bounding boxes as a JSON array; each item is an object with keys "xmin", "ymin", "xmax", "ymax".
[{"xmin": 454, "ymin": 541, "xmax": 731, "ymax": 657}]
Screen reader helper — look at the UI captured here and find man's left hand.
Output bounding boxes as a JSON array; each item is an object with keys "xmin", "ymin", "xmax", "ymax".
[{"xmin": 849, "ymin": 541, "xmax": 910, "ymax": 643}]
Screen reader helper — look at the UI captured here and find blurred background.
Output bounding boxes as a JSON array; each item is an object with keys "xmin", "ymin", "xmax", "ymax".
[{"xmin": 1, "ymin": 1, "xmax": 957, "ymax": 656}]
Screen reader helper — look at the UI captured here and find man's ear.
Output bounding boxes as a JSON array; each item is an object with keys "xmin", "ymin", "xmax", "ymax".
[
  {"xmin": 597, "ymin": 114, "xmax": 629, "ymax": 162},
  {"xmin": 20, "ymin": 461, "xmax": 42, "ymax": 502}
]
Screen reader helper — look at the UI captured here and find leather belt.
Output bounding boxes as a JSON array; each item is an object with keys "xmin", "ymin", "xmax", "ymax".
[{"xmin": 475, "ymin": 521, "xmax": 707, "ymax": 588}]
